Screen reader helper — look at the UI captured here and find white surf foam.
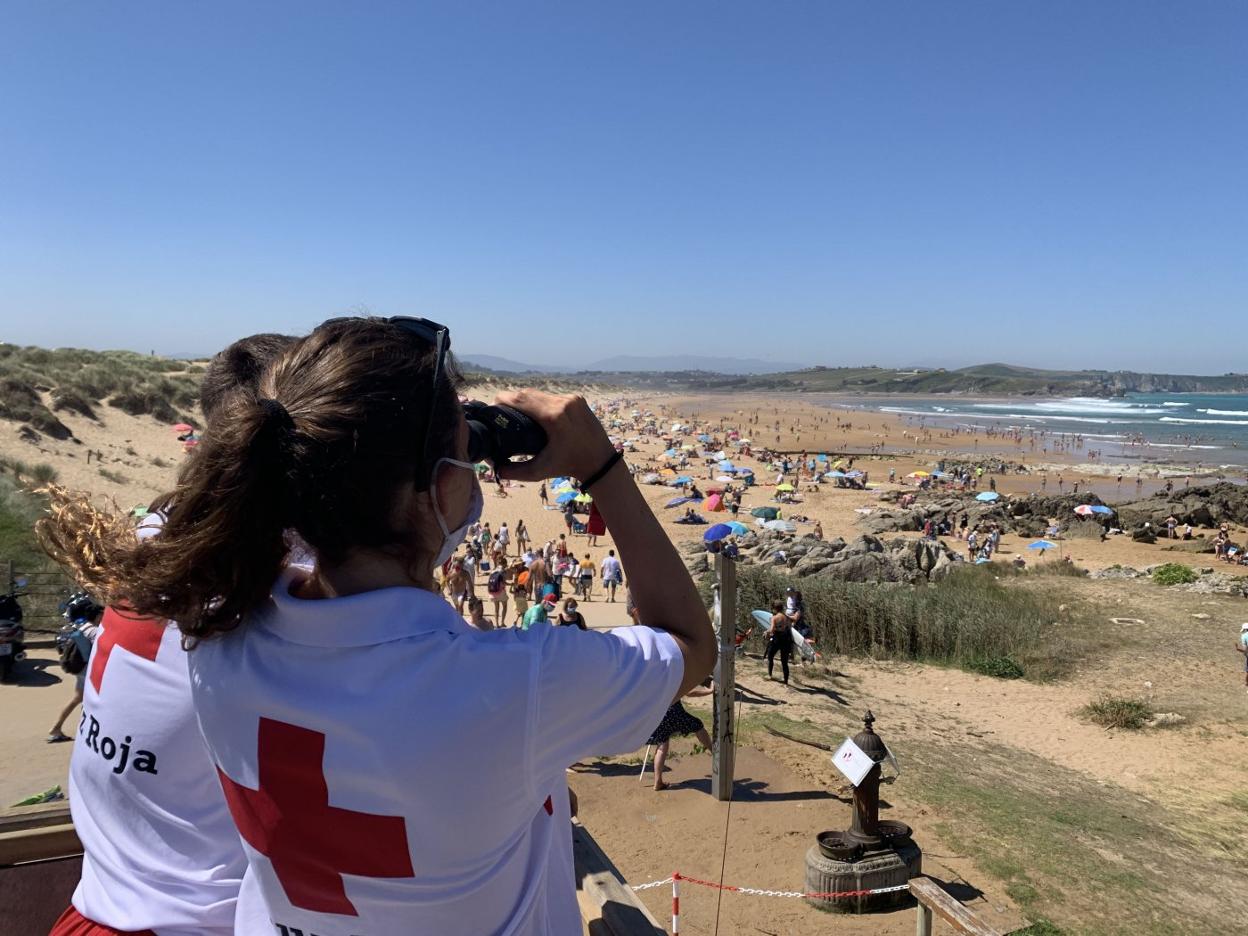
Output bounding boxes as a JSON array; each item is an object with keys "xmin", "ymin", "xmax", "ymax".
[{"xmin": 1159, "ymin": 416, "xmax": 1248, "ymax": 426}]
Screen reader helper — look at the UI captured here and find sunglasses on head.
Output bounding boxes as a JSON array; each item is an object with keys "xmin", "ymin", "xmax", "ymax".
[
  {"xmin": 387, "ymin": 316, "xmax": 548, "ymax": 485},
  {"xmin": 387, "ymin": 316, "xmax": 450, "ymax": 489}
]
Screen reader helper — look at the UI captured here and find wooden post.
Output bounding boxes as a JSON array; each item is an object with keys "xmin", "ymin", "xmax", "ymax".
[
  {"xmin": 915, "ymin": 902, "xmax": 933, "ymax": 936},
  {"xmin": 711, "ymin": 553, "xmax": 736, "ymax": 801}
]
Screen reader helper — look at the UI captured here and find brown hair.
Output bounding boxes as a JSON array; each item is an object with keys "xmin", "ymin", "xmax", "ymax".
[
  {"xmin": 149, "ymin": 333, "xmax": 296, "ymax": 517},
  {"xmin": 38, "ymin": 317, "xmax": 462, "ymax": 640},
  {"xmin": 199, "ymin": 333, "xmax": 298, "ymax": 423}
]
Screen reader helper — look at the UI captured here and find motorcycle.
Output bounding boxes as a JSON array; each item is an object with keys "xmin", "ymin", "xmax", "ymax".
[{"xmin": 0, "ymin": 580, "xmax": 28, "ymax": 683}]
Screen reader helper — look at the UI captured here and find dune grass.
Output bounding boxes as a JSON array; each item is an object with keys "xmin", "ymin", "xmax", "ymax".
[{"xmin": 714, "ymin": 564, "xmax": 1077, "ymax": 680}]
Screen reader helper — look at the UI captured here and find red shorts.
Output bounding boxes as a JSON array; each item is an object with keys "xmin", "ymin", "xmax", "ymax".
[{"xmin": 50, "ymin": 905, "xmax": 156, "ymax": 936}]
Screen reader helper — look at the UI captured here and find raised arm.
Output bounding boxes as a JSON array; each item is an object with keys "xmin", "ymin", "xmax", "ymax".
[{"xmin": 494, "ymin": 391, "xmax": 715, "ymax": 696}]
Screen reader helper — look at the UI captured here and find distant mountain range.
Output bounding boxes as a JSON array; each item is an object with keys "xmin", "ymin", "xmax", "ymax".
[
  {"xmin": 464, "ymin": 358, "xmax": 1248, "ymax": 396},
  {"xmin": 460, "ymin": 353, "xmax": 804, "ymax": 375}
]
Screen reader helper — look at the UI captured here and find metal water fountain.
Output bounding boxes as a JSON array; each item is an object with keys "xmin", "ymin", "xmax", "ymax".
[{"xmin": 805, "ymin": 711, "xmax": 922, "ymax": 912}]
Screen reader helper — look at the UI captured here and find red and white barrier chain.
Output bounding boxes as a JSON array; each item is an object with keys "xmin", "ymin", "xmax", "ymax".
[{"xmin": 630, "ymin": 872, "xmax": 910, "ymax": 933}]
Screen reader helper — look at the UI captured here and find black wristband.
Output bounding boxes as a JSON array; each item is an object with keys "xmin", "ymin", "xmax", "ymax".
[{"xmin": 580, "ymin": 450, "xmax": 625, "ymax": 493}]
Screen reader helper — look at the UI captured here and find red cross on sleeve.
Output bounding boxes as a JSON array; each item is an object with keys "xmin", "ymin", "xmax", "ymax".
[
  {"xmin": 217, "ymin": 717, "xmax": 414, "ymax": 917},
  {"xmin": 89, "ymin": 608, "xmax": 165, "ymax": 694}
]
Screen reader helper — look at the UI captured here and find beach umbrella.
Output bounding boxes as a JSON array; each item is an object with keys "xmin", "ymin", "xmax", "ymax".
[
  {"xmin": 1028, "ymin": 540, "xmax": 1057, "ymax": 550},
  {"xmin": 641, "ymin": 473, "xmax": 661, "ymax": 484},
  {"xmin": 555, "ymin": 491, "xmax": 578, "ymax": 505},
  {"xmin": 751, "ymin": 506, "xmax": 779, "ymax": 520},
  {"xmin": 718, "ymin": 460, "xmax": 735, "ymax": 470},
  {"xmin": 716, "ymin": 475, "xmax": 735, "ymax": 483},
  {"xmin": 663, "ymin": 448, "xmax": 679, "ymax": 458},
  {"xmin": 907, "ymin": 471, "xmax": 930, "ymax": 479},
  {"xmin": 665, "ymin": 496, "xmax": 692, "ymax": 508},
  {"xmin": 705, "ymin": 494, "xmax": 725, "ymax": 512},
  {"xmin": 726, "ymin": 521, "xmax": 749, "ymax": 535},
  {"xmin": 824, "ymin": 471, "xmax": 846, "ymax": 479},
  {"xmin": 698, "ymin": 434, "xmax": 712, "ymax": 443},
  {"xmin": 763, "ymin": 519, "xmax": 796, "ymax": 533},
  {"xmin": 673, "ymin": 475, "xmax": 693, "ymax": 485},
  {"xmin": 738, "ymin": 467, "xmax": 754, "ymax": 476},
  {"xmin": 659, "ymin": 468, "xmax": 676, "ymax": 478},
  {"xmin": 776, "ymin": 483, "xmax": 795, "ymax": 492},
  {"xmin": 574, "ymin": 493, "xmax": 593, "ymax": 504},
  {"xmin": 172, "ymin": 423, "xmax": 194, "ymax": 433},
  {"xmin": 975, "ymin": 491, "xmax": 1000, "ymax": 502},
  {"xmin": 1090, "ymin": 505, "xmax": 1114, "ymax": 515},
  {"xmin": 704, "ymin": 523, "xmax": 733, "ymax": 543},
  {"xmin": 1073, "ymin": 505, "xmax": 1095, "ymax": 517}
]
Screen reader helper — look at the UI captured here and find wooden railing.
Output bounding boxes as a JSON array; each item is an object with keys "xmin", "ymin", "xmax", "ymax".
[
  {"xmin": 911, "ymin": 876, "xmax": 1001, "ymax": 936},
  {"xmin": 572, "ymin": 819, "xmax": 667, "ymax": 936}
]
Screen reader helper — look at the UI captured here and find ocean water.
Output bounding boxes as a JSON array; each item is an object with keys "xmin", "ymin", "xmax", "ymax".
[{"xmin": 835, "ymin": 392, "xmax": 1248, "ymax": 468}]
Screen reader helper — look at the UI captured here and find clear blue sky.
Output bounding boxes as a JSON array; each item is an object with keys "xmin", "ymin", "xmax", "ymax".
[{"xmin": 1, "ymin": 2, "xmax": 1244, "ymax": 373}]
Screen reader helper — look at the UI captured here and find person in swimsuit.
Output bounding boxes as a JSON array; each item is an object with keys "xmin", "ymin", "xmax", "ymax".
[{"xmin": 765, "ymin": 599, "xmax": 793, "ymax": 685}]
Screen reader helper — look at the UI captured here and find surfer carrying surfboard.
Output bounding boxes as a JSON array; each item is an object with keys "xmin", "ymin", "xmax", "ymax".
[{"xmin": 764, "ymin": 599, "xmax": 794, "ymax": 685}]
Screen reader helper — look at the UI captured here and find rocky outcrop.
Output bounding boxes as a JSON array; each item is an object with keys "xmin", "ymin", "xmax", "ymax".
[
  {"xmin": 681, "ymin": 532, "xmax": 963, "ymax": 584},
  {"xmin": 1114, "ymin": 483, "xmax": 1248, "ymax": 530},
  {"xmin": 863, "ymin": 491, "xmax": 1112, "ymax": 538}
]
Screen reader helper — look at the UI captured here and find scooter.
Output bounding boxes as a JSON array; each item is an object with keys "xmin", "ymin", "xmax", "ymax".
[{"xmin": 0, "ymin": 581, "xmax": 28, "ymax": 683}]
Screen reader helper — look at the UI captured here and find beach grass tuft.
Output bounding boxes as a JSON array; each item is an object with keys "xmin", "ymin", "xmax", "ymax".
[{"xmin": 1079, "ymin": 695, "xmax": 1152, "ymax": 730}]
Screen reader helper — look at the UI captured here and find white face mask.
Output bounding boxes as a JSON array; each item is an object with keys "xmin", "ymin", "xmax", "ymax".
[{"xmin": 431, "ymin": 458, "xmax": 483, "ymax": 569}]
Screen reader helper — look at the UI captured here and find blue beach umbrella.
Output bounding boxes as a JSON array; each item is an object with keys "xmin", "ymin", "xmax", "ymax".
[
  {"xmin": 824, "ymin": 470, "xmax": 846, "ymax": 479},
  {"xmin": 665, "ymin": 496, "xmax": 692, "ymax": 508},
  {"xmin": 555, "ymin": 491, "xmax": 578, "ymax": 505},
  {"xmin": 673, "ymin": 475, "xmax": 693, "ymax": 485},
  {"xmin": 718, "ymin": 460, "xmax": 735, "ymax": 470},
  {"xmin": 1028, "ymin": 540, "xmax": 1057, "ymax": 550},
  {"xmin": 704, "ymin": 523, "xmax": 733, "ymax": 543},
  {"xmin": 975, "ymin": 491, "xmax": 1000, "ymax": 502},
  {"xmin": 698, "ymin": 434, "xmax": 712, "ymax": 442},
  {"xmin": 1089, "ymin": 505, "xmax": 1114, "ymax": 515},
  {"xmin": 726, "ymin": 521, "xmax": 749, "ymax": 535}
]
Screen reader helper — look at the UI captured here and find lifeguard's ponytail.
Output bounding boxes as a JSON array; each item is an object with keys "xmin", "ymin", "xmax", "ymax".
[{"xmin": 37, "ymin": 317, "xmax": 462, "ymax": 639}]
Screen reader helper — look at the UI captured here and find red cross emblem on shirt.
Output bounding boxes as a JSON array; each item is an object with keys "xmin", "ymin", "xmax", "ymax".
[
  {"xmin": 89, "ymin": 607, "xmax": 164, "ymax": 694},
  {"xmin": 217, "ymin": 717, "xmax": 414, "ymax": 916}
]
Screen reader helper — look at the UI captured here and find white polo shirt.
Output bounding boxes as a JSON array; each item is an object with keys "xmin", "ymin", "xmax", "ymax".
[
  {"xmin": 189, "ymin": 568, "xmax": 683, "ymax": 935},
  {"xmin": 68, "ymin": 609, "xmax": 247, "ymax": 935}
]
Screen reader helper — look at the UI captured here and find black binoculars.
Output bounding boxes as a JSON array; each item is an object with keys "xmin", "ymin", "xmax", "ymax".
[{"xmin": 464, "ymin": 401, "xmax": 548, "ymax": 467}]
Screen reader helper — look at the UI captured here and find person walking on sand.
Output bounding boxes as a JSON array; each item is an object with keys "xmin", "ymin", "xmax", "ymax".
[
  {"xmin": 486, "ymin": 563, "xmax": 509, "ymax": 625},
  {"xmin": 764, "ymin": 599, "xmax": 793, "ymax": 685},
  {"xmin": 1238, "ymin": 624, "xmax": 1248, "ymax": 691},
  {"xmin": 646, "ymin": 680, "xmax": 714, "ymax": 791},
  {"xmin": 539, "ymin": 481, "xmax": 548, "ymax": 507},
  {"xmin": 586, "ymin": 501, "xmax": 606, "ymax": 547},
  {"xmin": 46, "ymin": 598, "xmax": 102, "ymax": 743},
  {"xmin": 600, "ymin": 549, "xmax": 623, "ymax": 603},
  {"xmin": 515, "ymin": 518, "xmax": 529, "ymax": 556},
  {"xmin": 577, "ymin": 553, "xmax": 595, "ymax": 601},
  {"xmin": 496, "ymin": 521, "xmax": 510, "ymax": 556}
]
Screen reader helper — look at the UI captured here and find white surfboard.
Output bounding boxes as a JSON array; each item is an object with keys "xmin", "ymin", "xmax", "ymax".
[{"xmin": 751, "ymin": 609, "xmax": 816, "ymax": 661}]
